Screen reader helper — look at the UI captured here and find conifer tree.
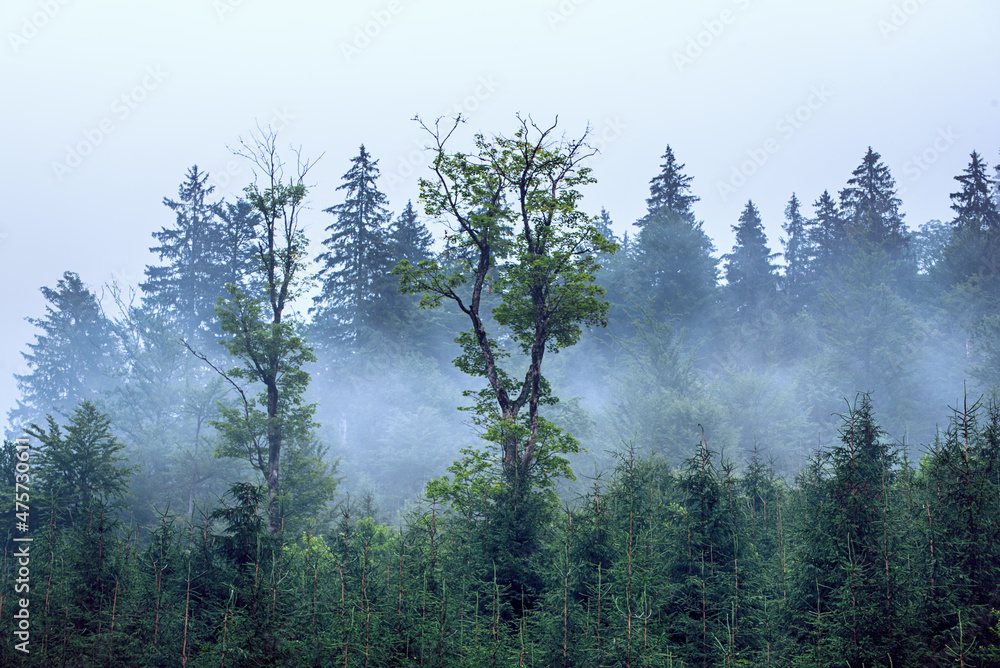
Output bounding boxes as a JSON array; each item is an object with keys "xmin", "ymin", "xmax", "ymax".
[
  {"xmin": 838, "ymin": 147, "xmax": 909, "ymax": 262},
  {"xmin": 724, "ymin": 200, "xmax": 779, "ymax": 321},
  {"xmin": 143, "ymin": 166, "xmax": 259, "ymax": 343},
  {"xmin": 780, "ymin": 192, "xmax": 814, "ymax": 311},
  {"xmin": 313, "ymin": 144, "xmax": 394, "ymax": 347},
  {"xmin": 939, "ymin": 151, "xmax": 1000, "ymax": 310},
  {"xmin": 591, "ymin": 208, "xmax": 634, "ymax": 343},
  {"xmin": 381, "ymin": 199, "xmax": 438, "ymax": 346},
  {"xmin": 950, "ymin": 151, "xmax": 1000, "ymax": 231},
  {"xmin": 8, "ymin": 271, "xmax": 118, "ymax": 433},
  {"xmin": 643, "ymin": 145, "xmax": 699, "ymax": 219},
  {"xmin": 630, "ymin": 146, "xmax": 718, "ymax": 325},
  {"xmin": 215, "ymin": 198, "xmax": 263, "ymax": 295},
  {"xmin": 810, "ymin": 189, "xmax": 848, "ymax": 278},
  {"xmin": 791, "ymin": 395, "xmax": 904, "ymax": 667},
  {"xmin": 26, "ymin": 400, "xmax": 136, "ymax": 527},
  {"xmin": 390, "ymin": 199, "xmax": 433, "ymax": 265}
]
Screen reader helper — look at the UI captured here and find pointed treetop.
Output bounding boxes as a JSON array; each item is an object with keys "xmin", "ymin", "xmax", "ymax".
[
  {"xmin": 725, "ymin": 200, "xmax": 779, "ymax": 317},
  {"xmin": 950, "ymin": 150, "xmax": 1000, "ymax": 231},
  {"xmin": 390, "ymin": 200, "xmax": 433, "ymax": 265},
  {"xmin": 838, "ymin": 146, "xmax": 906, "ymax": 252},
  {"xmin": 643, "ymin": 145, "xmax": 699, "ymax": 221}
]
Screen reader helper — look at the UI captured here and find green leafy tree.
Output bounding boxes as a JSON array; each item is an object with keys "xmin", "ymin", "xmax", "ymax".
[
  {"xmin": 396, "ymin": 115, "xmax": 614, "ymax": 496},
  {"xmin": 396, "ymin": 116, "xmax": 614, "ymax": 604},
  {"xmin": 200, "ymin": 129, "xmax": 322, "ymax": 534}
]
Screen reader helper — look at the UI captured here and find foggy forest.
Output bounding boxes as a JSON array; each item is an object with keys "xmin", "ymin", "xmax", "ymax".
[{"xmin": 2, "ymin": 110, "xmax": 1000, "ymax": 667}]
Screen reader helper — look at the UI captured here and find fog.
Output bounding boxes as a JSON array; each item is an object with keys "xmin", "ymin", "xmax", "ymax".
[{"xmin": 3, "ymin": 1, "xmax": 1000, "ymax": 520}]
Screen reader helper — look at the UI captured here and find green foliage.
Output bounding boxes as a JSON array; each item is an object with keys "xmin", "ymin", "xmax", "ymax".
[
  {"xmin": 213, "ymin": 288, "xmax": 318, "ymax": 457},
  {"xmin": 143, "ymin": 165, "xmax": 261, "ymax": 343},
  {"xmin": 838, "ymin": 146, "xmax": 911, "ymax": 265},
  {"xmin": 725, "ymin": 199, "xmax": 779, "ymax": 321},
  {"xmin": 313, "ymin": 144, "xmax": 397, "ymax": 349},
  {"xmin": 815, "ymin": 251, "xmax": 921, "ymax": 436},
  {"xmin": 8, "ymin": 271, "xmax": 119, "ymax": 433},
  {"xmin": 26, "ymin": 400, "xmax": 136, "ymax": 526},
  {"xmin": 395, "ymin": 114, "xmax": 613, "ymax": 499}
]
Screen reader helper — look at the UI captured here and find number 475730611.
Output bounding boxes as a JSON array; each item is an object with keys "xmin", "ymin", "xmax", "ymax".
[{"xmin": 14, "ymin": 438, "xmax": 30, "ymax": 530}]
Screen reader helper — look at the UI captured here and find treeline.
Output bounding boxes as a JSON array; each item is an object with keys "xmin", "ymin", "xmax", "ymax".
[
  {"xmin": 2, "ymin": 395, "xmax": 999, "ymax": 666},
  {"xmin": 3, "ymin": 119, "xmax": 1000, "ymax": 664},
  {"xmin": 8, "ymin": 133, "xmax": 1000, "ymax": 514}
]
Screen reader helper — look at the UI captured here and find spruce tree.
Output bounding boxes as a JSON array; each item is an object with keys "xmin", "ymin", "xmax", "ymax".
[
  {"xmin": 26, "ymin": 400, "xmax": 136, "ymax": 527},
  {"xmin": 8, "ymin": 271, "xmax": 118, "ymax": 433},
  {"xmin": 724, "ymin": 200, "xmax": 779, "ymax": 321},
  {"xmin": 810, "ymin": 189, "xmax": 848, "ymax": 278},
  {"xmin": 950, "ymin": 150, "xmax": 1000, "ymax": 231},
  {"xmin": 780, "ymin": 192, "xmax": 815, "ymax": 311},
  {"xmin": 643, "ymin": 145, "xmax": 699, "ymax": 219},
  {"xmin": 313, "ymin": 144, "xmax": 394, "ymax": 348},
  {"xmin": 382, "ymin": 200, "xmax": 437, "ymax": 344},
  {"xmin": 917, "ymin": 400, "xmax": 1000, "ymax": 665},
  {"xmin": 630, "ymin": 146, "xmax": 718, "ymax": 325},
  {"xmin": 214, "ymin": 197, "xmax": 262, "ymax": 295},
  {"xmin": 389, "ymin": 199, "xmax": 433, "ymax": 265},
  {"xmin": 838, "ymin": 147, "xmax": 909, "ymax": 262},
  {"xmin": 791, "ymin": 395, "xmax": 904, "ymax": 667},
  {"xmin": 143, "ymin": 166, "xmax": 236, "ymax": 341},
  {"xmin": 939, "ymin": 151, "xmax": 1000, "ymax": 309}
]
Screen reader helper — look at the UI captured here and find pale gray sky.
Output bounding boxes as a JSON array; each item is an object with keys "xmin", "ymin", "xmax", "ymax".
[{"xmin": 2, "ymin": 0, "xmax": 998, "ymax": 422}]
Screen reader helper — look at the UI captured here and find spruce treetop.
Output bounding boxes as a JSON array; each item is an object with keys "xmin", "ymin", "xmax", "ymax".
[
  {"xmin": 642, "ymin": 145, "xmax": 699, "ymax": 222},
  {"xmin": 838, "ymin": 146, "xmax": 907, "ymax": 255},
  {"xmin": 951, "ymin": 150, "xmax": 1000, "ymax": 231}
]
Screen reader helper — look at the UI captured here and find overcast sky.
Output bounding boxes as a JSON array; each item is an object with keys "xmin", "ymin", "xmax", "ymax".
[{"xmin": 2, "ymin": 0, "xmax": 998, "ymax": 424}]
